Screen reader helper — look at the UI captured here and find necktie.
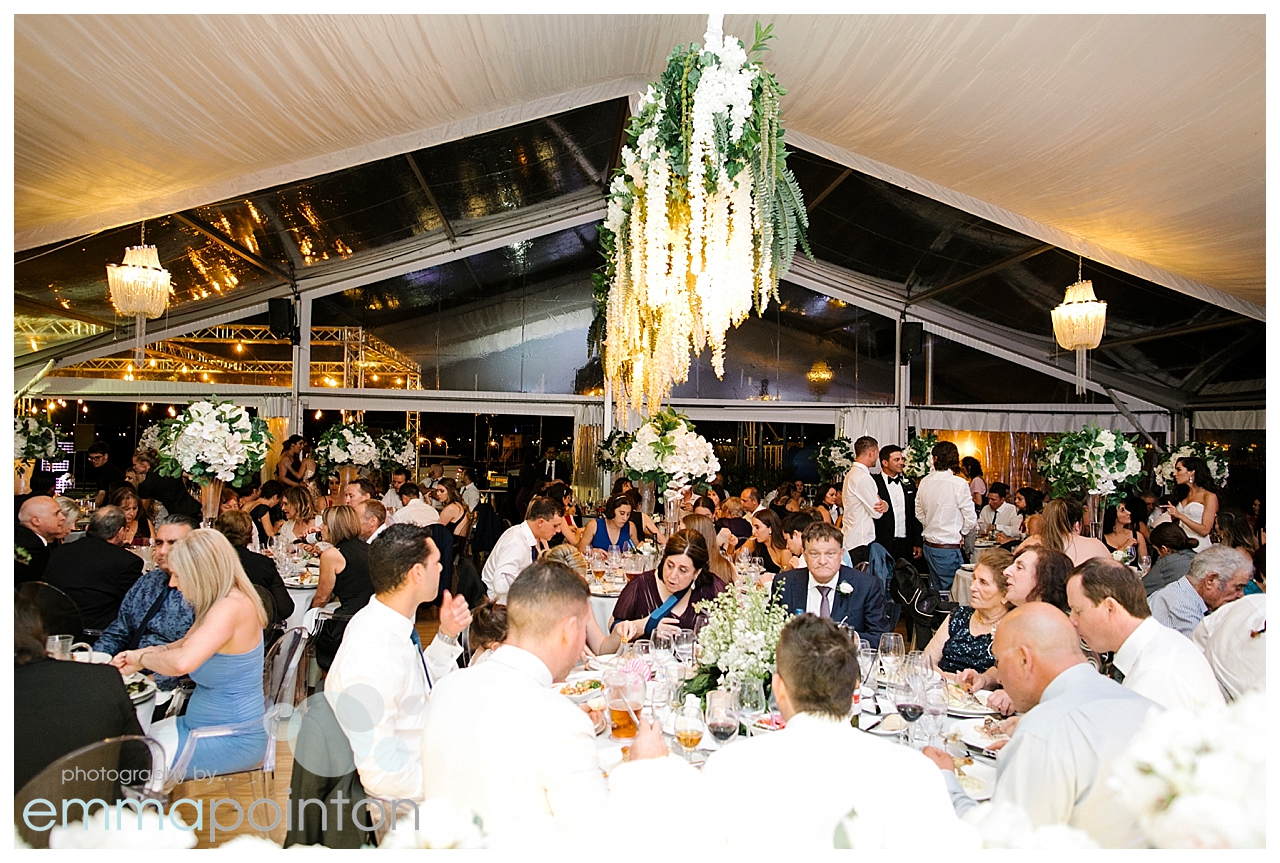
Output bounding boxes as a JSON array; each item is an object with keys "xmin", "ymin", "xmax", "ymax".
[
  {"xmin": 817, "ymin": 585, "xmax": 832, "ymax": 619},
  {"xmin": 531, "ymin": 545, "xmax": 539, "ymax": 562},
  {"xmin": 886, "ymin": 475, "xmax": 902, "ymax": 485},
  {"xmin": 409, "ymin": 628, "xmax": 432, "ymax": 687}
]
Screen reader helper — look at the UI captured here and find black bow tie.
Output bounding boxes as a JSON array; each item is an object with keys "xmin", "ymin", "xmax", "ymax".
[{"xmin": 886, "ymin": 475, "xmax": 902, "ymax": 485}]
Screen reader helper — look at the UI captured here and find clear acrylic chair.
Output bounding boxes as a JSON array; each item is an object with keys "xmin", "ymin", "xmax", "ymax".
[{"xmin": 17, "ymin": 580, "xmax": 83, "ymax": 639}]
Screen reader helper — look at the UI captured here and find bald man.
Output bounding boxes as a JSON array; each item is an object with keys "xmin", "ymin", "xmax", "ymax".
[
  {"xmin": 16, "ymin": 496, "xmax": 68, "ymax": 583},
  {"xmin": 924, "ymin": 603, "xmax": 1162, "ymax": 848}
]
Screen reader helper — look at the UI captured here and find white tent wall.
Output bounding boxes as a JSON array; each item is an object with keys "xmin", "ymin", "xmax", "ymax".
[
  {"xmin": 908, "ymin": 405, "xmax": 1171, "ymax": 435},
  {"xmin": 1193, "ymin": 410, "xmax": 1265, "ymax": 431}
]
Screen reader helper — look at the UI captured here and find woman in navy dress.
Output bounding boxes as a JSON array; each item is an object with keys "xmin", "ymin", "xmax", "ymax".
[
  {"xmin": 922, "ymin": 547, "xmax": 1015, "ymax": 675},
  {"xmin": 578, "ymin": 495, "xmax": 636, "ymax": 552}
]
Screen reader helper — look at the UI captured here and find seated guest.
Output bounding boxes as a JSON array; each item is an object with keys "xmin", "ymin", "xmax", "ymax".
[
  {"xmin": 1014, "ymin": 487, "xmax": 1045, "ymax": 523},
  {"xmin": 277, "ymin": 485, "xmax": 322, "ymax": 549},
  {"xmin": 45, "ymin": 506, "xmax": 144, "ymax": 631},
  {"xmin": 133, "ymin": 448, "xmax": 202, "ymax": 520},
  {"xmin": 15, "ymin": 469, "xmax": 56, "ymax": 517},
  {"xmin": 422, "ymin": 561, "xmax": 679, "ymax": 844},
  {"xmin": 812, "ymin": 482, "xmax": 842, "ymax": 527},
  {"xmin": 108, "ymin": 486, "xmax": 153, "ymax": 546},
  {"xmin": 343, "ymin": 478, "xmax": 375, "ymax": 509},
  {"xmin": 467, "ymin": 599, "xmax": 508, "ymax": 666},
  {"xmin": 53, "ymin": 497, "xmax": 80, "ymax": 540},
  {"xmin": 538, "ymin": 544, "xmax": 621, "ymax": 656},
  {"xmin": 1066, "ymin": 558, "xmax": 1222, "ymax": 709},
  {"xmin": 458, "ymin": 467, "xmax": 481, "ymax": 512},
  {"xmin": 482, "ymin": 496, "xmax": 566, "ymax": 602},
  {"xmin": 392, "ymin": 483, "xmax": 440, "ymax": 527},
  {"xmin": 704, "ymin": 615, "xmax": 971, "ymax": 850},
  {"xmin": 577, "ymin": 494, "xmax": 636, "ymax": 553},
  {"xmin": 16, "ymin": 496, "xmax": 66, "ymax": 583},
  {"xmin": 620, "ymin": 487, "xmax": 663, "ymax": 544},
  {"xmin": 1101, "ymin": 502, "xmax": 1147, "ymax": 561},
  {"xmin": 218, "ymin": 486, "xmax": 240, "ymax": 513},
  {"xmin": 1148, "ymin": 545, "xmax": 1251, "ymax": 637},
  {"xmin": 778, "ymin": 510, "xmax": 819, "ymax": 569},
  {"xmin": 714, "ymin": 496, "xmax": 754, "ymax": 546},
  {"xmin": 768, "ymin": 481, "xmax": 800, "ymax": 520},
  {"xmin": 740, "ymin": 508, "xmax": 793, "ymax": 574},
  {"xmin": 214, "ymin": 510, "xmax": 294, "ymax": 628},
  {"xmin": 112, "ymin": 530, "xmax": 268, "ymax": 779},
  {"xmin": 94, "ymin": 515, "xmax": 197, "ymax": 691},
  {"xmin": 14, "ymin": 593, "xmax": 143, "ymax": 793},
  {"xmin": 1214, "ymin": 506, "xmax": 1260, "ymax": 562},
  {"xmin": 768, "ymin": 522, "xmax": 888, "ymax": 646},
  {"xmin": 312, "ymin": 505, "xmax": 377, "ymax": 670},
  {"xmin": 356, "ymin": 499, "xmax": 388, "ymax": 543},
  {"xmin": 681, "ymin": 513, "xmax": 737, "ymax": 584},
  {"xmin": 740, "ymin": 485, "xmax": 764, "ymax": 515},
  {"xmin": 249, "ymin": 479, "xmax": 284, "ymax": 546},
  {"xmin": 978, "ymin": 482, "xmax": 1022, "ymax": 541},
  {"xmin": 1191, "ymin": 593, "xmax": 1266, "ymax": 701},
  {"xmin": 1143, "ymin": 523, "xmax": 1198, "ymax": 595},
  {"xmin": 381, "ymin": 467, "xmax": 409, "ymax": 513},
  {"xmin": 924, "ymin": 603, "xmax": 1162, "ymax": 848},
  {"xmin": 923, "ymin": 548, "xmax": 1014, "ymax": 675},
  {"xmin": 541, "ymin": 482, "xmax": 581, "ymax": 547},
  {"xmin": 325, "ymin": 524, "xmax": 471, "ymax": 803},
  {"xmin": 611, "ymin": 530, "xmax": 727, "ymax": 641},
  {"xmin": 691, "ymin": 495, "xmax": 716, "ymax": 519},
  {"xmin": 1017, "ymin": 498, "xmax": 1111, "ymax": 566}
]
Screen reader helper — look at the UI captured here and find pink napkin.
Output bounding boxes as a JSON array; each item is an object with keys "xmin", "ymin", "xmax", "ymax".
[{"xmin": 620, "ymin": 658, "xmax": 652, "ymax": 682}]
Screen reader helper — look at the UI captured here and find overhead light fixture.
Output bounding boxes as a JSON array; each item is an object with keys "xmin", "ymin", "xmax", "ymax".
[
  {"xmin": 315, "ymin": 410, "xmax": 323, "ymax": 420},
  {"xmin": 806, "ymin": 360, "xmax": 833, "ymax": 397},
  {"xmin": 106, "ymin": 222, "xmax": 173, "ymax": 363},
  {"xmin": 1051, "ymin": 257, "xmax": 1107, "ymax": 395}
]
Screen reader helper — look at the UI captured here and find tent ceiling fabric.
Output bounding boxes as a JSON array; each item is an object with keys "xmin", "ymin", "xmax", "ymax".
[{"xmin": 15, "ymin": 14, "xmax": 1264, "ymax": 312}]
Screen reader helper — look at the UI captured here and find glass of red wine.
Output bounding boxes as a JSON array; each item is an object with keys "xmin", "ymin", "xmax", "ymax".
[
  {"xmin": 706, "ymin": 690, "xmax": 738, "ymax": 746},
  {"xmin": 893, "ymin": 678, "xmax": 926, "ymax": 747}
]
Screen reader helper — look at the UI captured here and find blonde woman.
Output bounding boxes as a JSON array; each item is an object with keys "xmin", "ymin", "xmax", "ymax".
[
  {"xmin": 111, "ymin": 529, "xmax": 268, "ymax": 779},
  {"xmin": 682, "ymin": 512, "xmax": 738, "ymax": 584},
  {"xmin": 278, "ymin": 485, "xmax": 322, "ymax": 551},
  {"xmin": 313, "ymin": 504, "xmax": 376, "ymax": 670},
  {"xmin": 538, "ymin": 544, "xmax": 622, "ymax": 657}
]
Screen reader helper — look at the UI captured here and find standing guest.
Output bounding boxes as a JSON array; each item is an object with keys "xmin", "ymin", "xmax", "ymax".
[
  {"xmin": 482, "ymin": 497, "xmax": 566, "ymax": 602},
  {"xmin": 1142, "ymin": 522, "xmax": 1198, "ymax": 595},
  {"xmin": 537, "ymin": 444, "xmax": 569, "ymax": 483},
  {"xmin": 978, "ymin": 482, "xmax": 1022, "ymax": 541},
  {"xmin": 382, "ymin": 467, "xmax": 410, "ymax": 513},
  {"xmin": 611, "ymin": 530, "xmax": 727, "ymax": 641},
  {"xmin": 356, "ymin": 499, "xmax": 389, "ymax": 543},
  {"xmin": 434, "ymin": 478, "xmax": 474, "ymax": 554},
  {"xmin": 923, "ymin": 548, "xmax": 1014, "ymax": 675},
  {"xmin": 740, "ymin": 486, "xmax": 765, "ymax": 515},
  {"xmin": 681, "ymin": 513, "xmax": 737, "ymax": 585},
  {"xmin": 1161, "ymin": 456, "xmax": 1219, "ymax": 552},
  {"xmin": 214, "ymin": 509, "xmax": 294, "ymax": 629},
  {"xmin": 1191, "ymin": 593, "xmax": 1266, "ymax": 701},
  {"xmin": 109, "ymin": 486, "xmax": 153, "ymax": 546},
  {"xmin": 1065, "ymin": 558, "xmax": 1223, "ymax": 709},
  {"xmin": 1148, "ymin": 545, "xmax": 1251, "ymax": 637},
  {"xmin": 769, "ymin": 521, "xmax": 888, "ymax": 646},
  {"xmin": 276, "ymin": 435, "xmax": 308, "ymax": 489},
  {"xmin": 393, "ymin": 482, "xmax": 440, "ymax": 527},
  {"xmin": 87, "ymin": 441, "xmax": 127, "ymax": 506},
  {"xmin": 278, "ymin": 485, "xmax": 323, "ymax": 548},
  {"xmin": 872, "ymin": 444, "xmax": 922, "ymax": 562},
  {"xmin": 703, "ymin": 614, "xmax": 970, "ymax": 850},
  {"xmin": 1017, "ymin": 498, "xmax": 1111, "ymax": 566},
  {"xmin": 45, "ymin": 506, "xmax": 144, "ymax": 631},
  {"xmin": 14, "ymin": 469, "xmax": 56, "ymax": 518},
  {"xmin": 112, "ymin": 530, "xmax": 268, "ymax": 779},
  {"xmin": 924, "ymin": 604, "xmax": 1161, "ymax": 848},
  {"xmin": 812, "ymin": 482, "xmax": 842, "ymax": 528},
  {"xmin": 740, "ymin": 508, "xmax": 793, "ymax": 574},
  {"xmin": 15, "ymin": 593, "xmax": 143, "ymax": 794},
  {"xmin": 325, "ymin": 524, "xmax": 471, "ymax": 803},
  {"xmin": 578, "ymin": 494, "xmax": 636, "ymax": 552},
  {"xmin": 343, "ymin": 478, "xmax": 374, "ymax": 508},
  {"xmin": 133, "ymin": 449, "xmax": 202, "ymax": 520},
  {"xmin": 961, "ymin": 456, "xmax": 986, "ymax": 511},
  {"xmin": 421, "ymin": 561, "xmax": 677, "ymax": 845},
  {"xmin": 249, "ymin": 480, "xmax": 284, "ymax": 547},
  {"xmin": 1102, "ymin": 502, "xmax": 1148, "ymax": 561},
  {"xmin": 15, "ymin": 496, "xmax": 66, "ymax": 583},
  {"xmin": 915, "ymin": 441, "xmax": 977, "ymax": 592},
  {"xmin": 94, "ymin": 515, "xmax": 197, "ymax": 691},
  {"xmin": 312, "ymin": 505, "xmax": 377, "ymax": 670},
  {"xmin": 420, "ymin": 462, "xmax": 445, "ymax": 492},
  {"xmin": 458, "ymin": 467, "xmax": 481, "ymax": 512}
]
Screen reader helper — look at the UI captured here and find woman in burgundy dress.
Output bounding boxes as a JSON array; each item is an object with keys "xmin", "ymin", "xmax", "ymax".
[{"xmin": 609, "ymin": 529, "xmax": 726, "ymax": 642}]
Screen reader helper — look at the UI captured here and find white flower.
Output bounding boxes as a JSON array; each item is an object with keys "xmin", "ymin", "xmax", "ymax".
[{"xmin": 837, "ymin": 582, "xmax": 853, "ymax": 595}]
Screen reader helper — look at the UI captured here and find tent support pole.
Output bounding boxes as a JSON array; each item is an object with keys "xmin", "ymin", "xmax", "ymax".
[
  {"xmin": 290, "ymin": 296, "xmax": 311, "ymax": 437},
  {"xmin": 924, "ymin": 334, "xmax": 934, "ymax": 406},
  {"xmin": 1104, "ymin": 387, "xmax": 1163, "ymax": 453}
]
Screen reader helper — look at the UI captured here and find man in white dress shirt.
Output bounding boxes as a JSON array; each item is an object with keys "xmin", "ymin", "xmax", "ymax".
[
  {"xmin": 840, "ymin": 436, "xmax": 888, "ymax": 567},
  {"xmin": 1065, "ymin": 558, "xmax": 1223, "ymax": 709},
  {"xmin": 977, "ymin": 482, "xmax": 1022, "ymax": 541},
  {"xmin": 1192, "ymin": 592, "xmax": 1266, "ymax": 701},
  {"xmin": 481, "ymin": 496, "xmax": 565, "ymax": 602},
  {"xmin": 1148, "ymin": 544, "xmax": 1251, "ymax": 636},
  {"xmin": 392, "ymin": 483, "xmax": 440, "ymax": 528},
  {"xmin": 924, "ymin": 603, "xmax": 1161, "ymax": 847},
  {"xmin": 914, "ymin": 440, "xmax": 977, "ymax": 592},
  {"xmin": 739, "ymin": 486, "xmax": 765, "ymax": 515},
  {"xmin": 343, "ymin": 478, "xmax": 374, "ymax": 508},
  {"xmin": 381, "ymin": 467, "xmax": 409, "ymax": 513},
  {"xmin": 703, "ymin": 614, "xmax": 974, "ymax": 849},
  {"xmin": 458, "ymin": 467, "xmax": 481, "ymax": 512},
  {"xmin": 421, "ymin": 560, "xmax": 683, "ymax": 845},
  {"xmin": 325, "ymin": 524, "xmax": 472, "ymax": 802}
]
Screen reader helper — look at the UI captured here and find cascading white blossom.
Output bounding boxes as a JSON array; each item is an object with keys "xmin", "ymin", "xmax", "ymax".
[{"xmin": 156, "ymin": 399, "xmax": 271, "ymax": 486}]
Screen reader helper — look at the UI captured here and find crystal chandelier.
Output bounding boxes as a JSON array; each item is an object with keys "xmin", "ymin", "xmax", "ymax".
[
  {"xmin": 807, "ymin": 360, "xmax": 833, "ymax": 397},
  {"xmin": 106, "ymin": 223, "xmax": 172, "ymax": 363},
  {"xmin": 1051, "ymin": 258, "xmax": 1106, "ymax": 395}
]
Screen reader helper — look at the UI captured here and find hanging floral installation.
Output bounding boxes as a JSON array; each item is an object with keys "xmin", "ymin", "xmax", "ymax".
[{"xmin": 599, "ymin": 16, "xmax": 810, "ymax": 423}]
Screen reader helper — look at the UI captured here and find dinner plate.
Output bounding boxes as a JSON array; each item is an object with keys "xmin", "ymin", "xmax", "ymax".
[
  {"xmin": 589, "ymin": 586, "xmax": 623, "ymax": 597},
  {"xmin": 863, "ymin": 713, "xmax": 907, "ymax": 736},
  {"xmin": 953, "ymin": 717, "xmax": 1010, "ymax": 751},
  {"xmin": 123, "ymin": 673, "xmax": 158, "ymax": 705},
  {"xmin": 558, "ymin": 677, "xmax": 605, "ymax": 703},
  {"xmin": 946, "ymin": 687, "xmax": 999, "ymax": 718},
  {"xmin": 586, "ymin": 653, "xmax": 619, "ymax": 672},
  {"xmin": 954, "ymin": 760, "xmax": 996, "ymax": 801},
  {"xmin": 283, "ymin": 578, "xmax": 319, "ymax": 589},
  {"xmin": 958, "ymin": 563, "xmax": 976, "ymax": 572}
]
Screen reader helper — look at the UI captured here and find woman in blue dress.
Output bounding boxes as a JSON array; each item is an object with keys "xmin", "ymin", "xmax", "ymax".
[
  {"xmin": 113, "ymin": 528, "xmax": 268, "ymax": 780},
  {"xmin": 577, "ymin": 495, "xmax": 635, "ymax": 553},
  {"xmin": 922, "ymin": 547, "xmax": 1015, "ymax": 675}
]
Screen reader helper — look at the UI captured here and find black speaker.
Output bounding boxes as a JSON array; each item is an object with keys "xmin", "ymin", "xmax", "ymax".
[
  {"xmin": 268, "ymin": 298, "xmax": 297, "ymax": 344},
  {"xmin": 900, "ymin": 322, "xmax": 924, "ymax": 364}
]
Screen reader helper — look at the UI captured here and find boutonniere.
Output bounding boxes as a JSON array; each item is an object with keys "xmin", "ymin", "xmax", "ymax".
[{"xmin": 837, "ymin": 582, "xmax": 854, "ymax": 596}]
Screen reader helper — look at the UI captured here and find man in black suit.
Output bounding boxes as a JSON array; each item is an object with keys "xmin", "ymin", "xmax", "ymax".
[
  {"xmin": 45, "ymin": 505, "xmax": 144, "ymax": 632},
  {"xmin": 538, "ymin": 444, "xmax": 570, "ymax": 484},
  {"xmin": 213, "ymin": 509, "xmax": 294, "ymax": 628},
  {"xmin": 769, "ymin": 521, "xmax": 888, "ymax": 646},
  {"xmin": 15, "ymin": 495, "xmax": 67, "ymax": 584},
  {"xmin": 871, "ymin": 444, "xmax": 923, "ymax": 564},
  {"xmin": 132, "ymin": 449, "xmax": 202, "ymax": 520}
]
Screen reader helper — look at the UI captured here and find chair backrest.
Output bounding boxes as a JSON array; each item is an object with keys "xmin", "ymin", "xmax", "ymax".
[
  {"xmin": 14, "ymin": 735, "xmax": 166, "ymax": 849},
  {"xmin": 17, "ymin": 581, "xmax": 83, "ymax": 638},
  {"xmin": 253, "ymin": 584, "xmax": 276, "ymax": 628},
  {"xmin": 263, "ymin": 626, "xmax": 310, "ymax": 708}
]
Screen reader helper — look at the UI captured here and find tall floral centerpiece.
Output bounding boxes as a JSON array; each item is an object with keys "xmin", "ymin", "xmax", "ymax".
[
  {"xmin": 1037, "ymin": 424, "xmax": 1144, "ymax": 535},
  {"xmin": 314, "ymin": 423, "xmax": 379, "ymax": 489},
  {"xmin": 902, "ymin": 432, "xmax": 939, "ymax": 480},
  {"xmin": 1154, "ymin": 441, "xmax": 1229, "ymax": 490},
  {"xmin": 377, "ymin": 429, "xmax": 418, "ymax": 475},
  {"xmin": 815, "ymin": 437, "xmax": 857, "ymax": 482},
  {"xmin": 14, "ymin": 414, "xmax": 60, "ymax": 493},
  {"xmin": 622, "ymin": 408, "xmax": 719, "ymax": 530},
  {"xmin": 155, "ymin": 399, "xmax": 272, "ymax": 523},
  {"xmin": 682, "ymin": 583, "xmax": 790, "ymax": 702},
  {"xmin": 599, "ymin": 16, "xmax": 809, "ymax": 422},
  {"xmin": 137, "ymin": 422, "xmax": 163, "ymax": 454},
  {"xmin": 595, "ymin": 429, "xmax": 635, "ymax": 475}
]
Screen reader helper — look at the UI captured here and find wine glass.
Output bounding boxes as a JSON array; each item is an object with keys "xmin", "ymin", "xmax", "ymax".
[
  {"xmin": 673, "ymin": 700, "xmax": 705, "ymax": 761},
  {"xmin": 631, "ymin": 639, "xmax": 652, "ymax": 663},
  {"xmin": 673, "ymin": 629, "xmax": 695, "ymax": 665},
  {"xmin": 857, "ymin": 647, "xmax": 877, "ymax": 696},
  {"xmin": 706, "ymin": 690, "xmax": 738, "ymax": 746},
  {"xmin": 919, "ymin": 684, "xmax": 948, "ymax": 749},
  {"xmin": 1138, "ymin": 555, "xmax": 1152, "ymax": 574},
  {"xmin": 736, "ymin": 678, "xmax": 767, "ymax": 732},
  {"xmin": 878, "ymin": 633, "xmax": 906, "ymax": 686},
  {"xmin": 892, "ymin": 677, "xmax": 925, "ymax": 747}
]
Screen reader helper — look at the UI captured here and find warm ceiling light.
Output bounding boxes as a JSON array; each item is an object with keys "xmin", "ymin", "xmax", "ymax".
[
  {"xmin": 140, "ymin": 404, "xmax": 149, "ymax": 412},
  {"xmin": 76, "ymin": 399, "xmax": 83, "ymax": 404},
  {"xmin": 806, "ymin": 360, "xmax": 833, "ymax": 397},
  {"xmin": 315, "ymin": 410, "xmax": 323, "ymax": 420},
  {"xmin": 235, "ymin": 342, "xmax": 244, "ymax": 353},
  {"xmin": 82, "ymin": 405, "xmax": 89, "ymax": 413},
  {"xmin": 1051, "ymin": 258, "xmax": 1107, "ymax": 395},
  {"xmin": 149, "ymin": 358, "xmax": 157, "ymax": 367},
  {"xmin": 395, "ymin": 378, "xmax": 404, "ymax": 385},
  {"xmin": 29, "ymin": 338, "xmax": 38, "ymax": 352},
  {"xmin": 371, "ymin": 374, "xmax": 379, "ymax": 382},
  {"xmin": 106, "ymin": 223, "xmax": 172, "ymax": 363},
  {"xmin": 168, "ymin": 406, "xmax": 177, "ymax": 417},
  {"xmin": 201, "ymin": 373, "xmax": 210, "ymax": 381}
]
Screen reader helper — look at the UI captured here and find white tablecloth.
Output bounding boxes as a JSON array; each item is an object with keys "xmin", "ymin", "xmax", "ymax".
[
  {"xmin": 286, "ymin": 587, "xmax": 318, "ymax": 630},
  {"xmin": 134, "ymin": 691, "xmax": 156, "ymax": 736},
  {"xmin": 952, "ymin": 567, "xmax": 974, "ymax": 605},
  {"xmin": 591, "ymin": 594, "xmax": 619, "ymax": 633}
]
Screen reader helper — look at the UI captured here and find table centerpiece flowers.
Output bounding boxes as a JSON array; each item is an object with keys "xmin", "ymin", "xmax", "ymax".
[
  {"xmin": 902, "ymin": 431, "xmax": 939, "ymax": 480},
  {"xmin": 14, "ymin": 414, "xmax": 60, "ymax": 492},
  {"xmin": 622, "ymin": 408, "xmax": 719, "ymax": 528},
  {"xmin": 1036, "ymin": 424, "xmax": 1144, "ymax": 530},
  {"xmin": 595, "ymin": 429, "xmax": 635, "ymax": 475},
  {"xmin": 155, "ymin": 398, "xmax": 272, "ymax": 522},
  {"xmin": 137, "ymin": 422, "xmax": 163, "ymax": 453},
  {"xmin": 815, "ymin": 437, "xmax": 858, "ymax": 481},
  {"xmin": 314, "ymin": 423, "xmax": 379, "ymax": 488},
  {"xmin": 682, "ymin": 581, "xmax": 789, "ymax": 703},
  {"xmin": 376, "ymin": 428, "xmax": 418, "ymax": 473},
  {"xmin": 1153, "ymin": 441, "xmax": 1229, "ymax": 490}
]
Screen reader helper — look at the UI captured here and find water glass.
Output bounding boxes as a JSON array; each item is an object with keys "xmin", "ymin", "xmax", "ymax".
[
  {"xmin": 1138, "ymin": 555, "xmax": 1152, "ymax": 574},
  {"xmin": 651, "ymin": 632, "xmax": 674, "ymax": 665},
  {"xmin": 46, "ymin": 634, "xmax": 73, "ymax": 660},
  {"xmin": 604, "ymin": 670, "xmax": 645, "ymax": 740},
  {"xmin": 673, "ymin": 629, "xmax": 695, "ymax": 665},
  {"xmin": 878, "ymin": 633, "xmax": 906, "ymax": 685},
  {"xmin": 857, "ymin": 647, "xmax": 877, "ymax": 694},
  {"xmin": 919, "ymin": 684, "xmax": 948, "ymax": 748},
  {"xmin": 737, "ymin": 678, "xmax": 767, "ymax": 730}
]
